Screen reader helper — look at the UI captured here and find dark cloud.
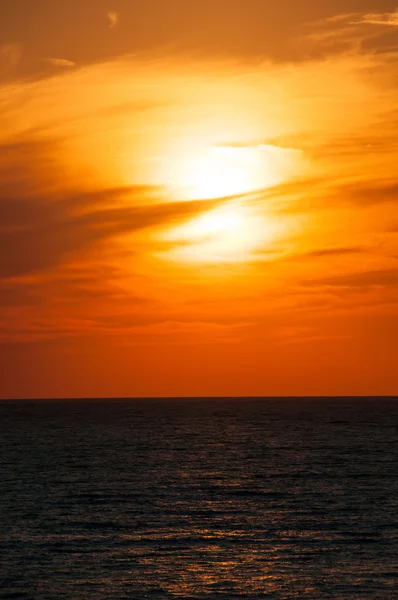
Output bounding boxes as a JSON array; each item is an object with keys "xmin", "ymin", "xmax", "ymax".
[
  {"xmin": 252, "ymin": 246, "xmax": 366, "ymax": 266},
  {"xmin": 307, "ymin": 267, "xmax": 398, "ymax": 288},
  {"xmin": 293, "ymin": 247, "xmax": 365, "ymax": 259},
  {"xmin": 0, "ymin": 191, "xmax": 222, "ymax": 278},
  {"xmin": 345, "ymin": 180, "xmax": 398, "ymax": 205},
  {"xmin": 305, "ymin": 247, "xmax": 364, "ymax": 257},
  {"xmin": 0, "ymin": 137, "xmax": 226, "ymax": 279},
  {"xmin": 0, "ymin": 280, "xmax": 40, "ymax": 307}
]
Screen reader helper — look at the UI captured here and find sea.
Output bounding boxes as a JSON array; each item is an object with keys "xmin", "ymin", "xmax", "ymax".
[{"xmin": 0, "ymin": 397, "xmax": 397, "ymax": 599}]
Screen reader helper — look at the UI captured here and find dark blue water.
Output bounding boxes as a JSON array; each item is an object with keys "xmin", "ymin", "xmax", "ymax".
[{"xmin": 0, "ymin": 398, "xmax": 397, "ymax": 599}]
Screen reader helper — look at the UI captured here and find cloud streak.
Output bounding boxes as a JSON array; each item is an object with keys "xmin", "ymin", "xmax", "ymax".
[
  {"xmin": 307, "ymin": 268, "xmax": 398, "ymax": 289},
  {"xmin": 46, "ymin": 57, "xmax": 76, "ymax": 68},
  {"xmin": 356, "ymin": 10, "xmax": 398, "ymax": 27},
  {"xmin": 0, "ymin": 185, "xmax": 223, "ymax": 278}
]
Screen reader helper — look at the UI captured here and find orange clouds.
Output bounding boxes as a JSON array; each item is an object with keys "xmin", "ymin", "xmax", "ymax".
[{"xmin": 1, "ymin": 7, "xmax": 398, "ymax": 397}]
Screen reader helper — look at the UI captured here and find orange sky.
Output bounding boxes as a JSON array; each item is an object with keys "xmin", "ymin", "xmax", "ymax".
[{"xmin": 1, "ymin": 1, "xmax": 398, "ymax": 398}]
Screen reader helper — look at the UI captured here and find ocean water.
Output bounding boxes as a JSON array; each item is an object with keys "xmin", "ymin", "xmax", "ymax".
[{"xmin": 0, "ymin": 398, "xmax": 397, "ymax": 599}]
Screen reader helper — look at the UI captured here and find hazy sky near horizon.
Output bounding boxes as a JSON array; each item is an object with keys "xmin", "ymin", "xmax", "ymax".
[{"xmin": 1, "ymin": 1, "xmax": 398, "ymax": 398}]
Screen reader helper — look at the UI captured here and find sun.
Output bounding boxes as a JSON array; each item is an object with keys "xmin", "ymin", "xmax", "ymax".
[
  {"xmin": 180, "ymin": 148, "xmax": 254, "ymax": 200},
  {"xmin": 161, "ymin": 202, "xmax": 284, "ymax": 263},
  {"xmin": 157, "ymin": 143, "xmax": 302, "ymax": 263},
  {"xmin": 170, "ymin": 145, "xmax": 277, "ymax": 200},
  {"xmin": 164, "ymin": 142, "xmax": 303, "ymax": 202}
]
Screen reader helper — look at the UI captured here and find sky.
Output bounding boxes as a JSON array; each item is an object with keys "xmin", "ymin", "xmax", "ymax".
[{"xmin": 1, "ymin": 0, "xmax": 398, "ymax": 398}]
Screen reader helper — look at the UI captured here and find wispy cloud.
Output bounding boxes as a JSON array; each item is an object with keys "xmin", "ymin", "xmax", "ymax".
[
  {"xmin": 307, "ymin": 268, "xmax": 398, "ymax": 289},
  {"xmin": 306, "ymin": 9, "xmax": 398, "ymax": 55},
  {"xmin": 107, "ymin": 11, "xmax": 119, "ymax": 29},
  {"xmin": 0, "ymin": 180, "xmax": 223, "ymax": 279},
  {"xmin": 45, "ymin": 57, "xmax": 76, "ymax": 68},
  {"xmin": 291, "ymin": 247, "xmax": 366, "ymax": 260},
  {"xmin": 0, "ymin": 43, "xmax": 23, "ymax": 68},
  {"xmin": 355, "ymin": 10, "xmax": 398, "ymax": 27}
]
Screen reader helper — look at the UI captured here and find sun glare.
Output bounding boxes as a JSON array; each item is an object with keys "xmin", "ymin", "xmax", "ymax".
[
  {"xmin": 155, "ymin": 143, "xmax": 303, "ymax": 263},
  {"xmin": 154, "ymin": 138, "xmax": 305, "ymax": 263},
  {"xmin": 161, "ymin": 203, "xmax": 284, "ymax": 263},
  {"xmin": 181, "ymin": 148, "xmax": 255, "ymax": 199},
  {"xmin": 171, "ymin": 145, "xmax": 288, "ymax": 201}
]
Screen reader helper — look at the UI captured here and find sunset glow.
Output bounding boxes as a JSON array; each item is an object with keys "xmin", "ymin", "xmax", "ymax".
[
  {"xmin": 168, "ymin": 145, "xmax": 293, "ymax": 200},
  {"xmin": 1, "ymin": 1, "xmax": 398, "ymax": 398},
  {"xmin": 161, "ymin": 203, "xmax": 283, "ymax": 263}
]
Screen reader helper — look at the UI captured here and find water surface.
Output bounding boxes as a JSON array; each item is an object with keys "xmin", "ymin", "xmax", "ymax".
[{"xmin": 1, "ymin": 397, "xmax": 397, "ymax": 598}]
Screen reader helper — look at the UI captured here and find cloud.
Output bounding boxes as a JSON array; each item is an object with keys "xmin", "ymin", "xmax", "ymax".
[
  {"xmin": 356, "ymin": 10, "xmax": 398, "ymax": 27},
  {"xmin": 0, "ymin": 280, "xmax": 40, "ymax": 308},
  {"xmin": 45, "ymin": 57, "xmax": 76, "ymax": 68},
  {"xmin": 107, "ymin": 11, "xmax": 119, "ymax": 28},
  {"xmin": 307, "ymin": 268, "xmax": 398, "ymax": 289},
  {"xmin": 0, "ymin": 188, "xmax": 223, "ymax": 278},
  {"xmin": 306, "ymin": 10, "xmax": 398, "ymax": 56},
  {"xmin": 0, "ymin": 48, "xmax": 397, "ymax": 353},
  {"xmin": 292, "ymin": 247, "xmax": 365, "ymax": 260},
  {"xmin": 0, "ymin": 43, "xmax": 23, "ymax": 68},
  {"xmin": 344, "ymin": 181, "xmax": 398, "ymax": 206}
]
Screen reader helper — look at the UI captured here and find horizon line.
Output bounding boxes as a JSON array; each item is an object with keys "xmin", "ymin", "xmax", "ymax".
[{"xmin": 1, "ymin": 395, "xmax": 397, "ymax": 401}]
